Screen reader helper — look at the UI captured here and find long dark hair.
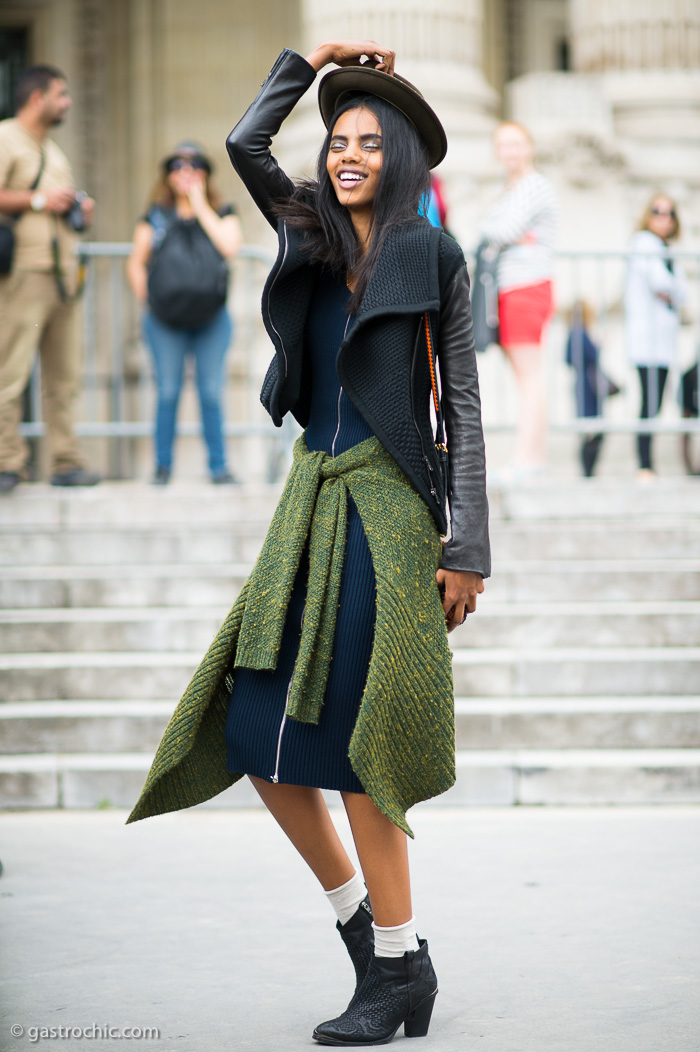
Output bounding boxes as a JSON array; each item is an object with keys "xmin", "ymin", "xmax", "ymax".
[{"xmin": 275, "ymin": 94, "xmax": 431, "ymax": 311}]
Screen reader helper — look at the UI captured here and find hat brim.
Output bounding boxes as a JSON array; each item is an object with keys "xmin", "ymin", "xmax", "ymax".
[{"xmin": 318, "ymin": 66, "xmax": 447, "ymax": 169}]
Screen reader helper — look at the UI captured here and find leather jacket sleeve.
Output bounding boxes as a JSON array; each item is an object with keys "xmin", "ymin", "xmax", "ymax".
[
  {"xmin": 438, "ymin": 265, "xmax": 491, "ymax": 579},
  {"xmin": 226, "ymin": 49, "xmax": 317, "ymax": 228}
]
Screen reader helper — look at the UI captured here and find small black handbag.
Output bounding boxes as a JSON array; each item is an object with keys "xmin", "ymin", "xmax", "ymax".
[{"xmin": 0, "ymin": 149, "xmax": 46, "ymax": 275}]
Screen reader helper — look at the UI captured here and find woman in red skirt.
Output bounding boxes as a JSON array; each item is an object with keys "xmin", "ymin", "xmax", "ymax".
[{"xmin": 480, "ymin": 122, "xmax": 558, "ymax": 478}]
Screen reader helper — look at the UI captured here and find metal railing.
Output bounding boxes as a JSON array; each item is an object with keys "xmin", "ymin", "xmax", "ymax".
[
  {"xmin": 18, "ymin": 244, "xmax": 700, "ymax": 478},
  {"xmin": 20, "ymin": 242, "xmax": 285, "ymax": 479}
]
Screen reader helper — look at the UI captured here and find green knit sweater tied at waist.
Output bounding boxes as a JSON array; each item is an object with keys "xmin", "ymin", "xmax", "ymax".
[
  {"xmin": 236, "ymin": 434, "xmax": 383, "ymax": 724},
  {"xmin": 127, "ymin": 434, "xmax": 456, "ymax": 836}
]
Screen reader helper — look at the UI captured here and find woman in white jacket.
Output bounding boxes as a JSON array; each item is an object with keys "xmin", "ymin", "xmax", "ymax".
[{"xmin": 625, "ymin": 194, "xmax": 687, "ymax": 477}]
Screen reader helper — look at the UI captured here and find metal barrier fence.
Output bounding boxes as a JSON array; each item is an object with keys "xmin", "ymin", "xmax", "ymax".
[
  {"xmin": 19, "ymin": 243, "xmax": 700, "ymax": 478},
  {"xmin": 20, "ymin": 242, "xmax": 282, "ymax": 479}
]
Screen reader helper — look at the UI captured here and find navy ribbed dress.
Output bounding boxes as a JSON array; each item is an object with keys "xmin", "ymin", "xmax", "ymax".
[{"xmin": 225, "ymin": 270, "xmax": 375, "ymax": 792}]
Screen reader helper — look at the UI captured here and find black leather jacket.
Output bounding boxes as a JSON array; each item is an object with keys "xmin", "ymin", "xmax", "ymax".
[{"xmin": 227, "ymin": 49, "xmax": 490, "ymax": 578}]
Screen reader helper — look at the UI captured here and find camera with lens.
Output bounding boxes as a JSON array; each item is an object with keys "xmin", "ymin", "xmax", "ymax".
[{"xmin": 63, "ymin": 190, "xmax": 89, "ymax": 232}]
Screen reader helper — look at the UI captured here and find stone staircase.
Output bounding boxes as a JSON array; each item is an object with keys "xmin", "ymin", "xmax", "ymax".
[{"xmin": 1, "ymin": 477, "xmax": 700, "ymax": 809}]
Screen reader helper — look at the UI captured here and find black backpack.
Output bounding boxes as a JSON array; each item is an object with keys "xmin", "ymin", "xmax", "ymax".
[
  {"xmin": 147, "ymin": 206, "xmax": 229, "ymax": 329},
  {"xmin": 470, "ymin": 240, "xmax": 500, "ymax": 352}
]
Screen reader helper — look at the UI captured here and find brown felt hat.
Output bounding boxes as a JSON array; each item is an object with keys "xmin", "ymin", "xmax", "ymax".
[{"xmin": 318, "ymin": 63, "xmax": 447, "ymax": 169}]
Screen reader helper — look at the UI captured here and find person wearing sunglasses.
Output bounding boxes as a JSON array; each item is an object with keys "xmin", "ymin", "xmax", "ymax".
[
  {"xmin": 624, "ymin": 193, "xmax": 688, "ymax": 479},
  {"xmin": 127, "ymin": 141, "xmax": 243, "ymax": 484}
]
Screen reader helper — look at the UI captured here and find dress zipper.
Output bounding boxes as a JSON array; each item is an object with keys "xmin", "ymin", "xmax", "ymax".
[
  {"xmin": 271, "ymin": 680, "xmax": 292, "ymax": 783},
  {"xmin": 271, "ymin": 314, "xmax": 351, "ymax": 782},
  {"xmin": 331, "ymin": 388, "xmax": 343, "ymax": 457},
  {"xmin": 332, "ymin": 315, "xmax": 352, "ymax": 458},
  {"xmin": 270, "ymin": 601, "xmax": 306, "ymax": 783}
]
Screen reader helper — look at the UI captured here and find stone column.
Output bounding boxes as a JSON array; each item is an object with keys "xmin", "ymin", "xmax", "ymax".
[
  {"xmin": 275, "ymin": 0, "xmax": 499, "ymax": 244},
  {"xmin": 569, "ymin": 0, "xmax": 700, "ymax": 186}
]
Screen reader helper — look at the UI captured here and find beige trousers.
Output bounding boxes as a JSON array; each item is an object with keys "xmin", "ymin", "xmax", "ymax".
[{"xmin": 0, "ymin": 269, "xmax": 85, "ymax": 476}]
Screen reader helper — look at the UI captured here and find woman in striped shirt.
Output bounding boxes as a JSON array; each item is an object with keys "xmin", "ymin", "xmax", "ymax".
[{"xmin": 480, "ymin": 122, "xmax": 558, "ymax": 478}]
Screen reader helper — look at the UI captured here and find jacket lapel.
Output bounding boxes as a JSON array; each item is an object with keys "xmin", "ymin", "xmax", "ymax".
[{"xmin": 353, "ymin": 221, "xmax": 442, "ymax": 327}]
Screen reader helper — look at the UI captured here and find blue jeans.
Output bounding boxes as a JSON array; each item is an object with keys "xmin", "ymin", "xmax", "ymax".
[{"xmin": 144, "ymin": 307, "xmax": 232, "ymax": 475}]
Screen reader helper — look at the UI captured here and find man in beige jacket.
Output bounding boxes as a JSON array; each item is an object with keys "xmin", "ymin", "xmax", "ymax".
[{"xmin": 0, "ymin": 64, "xmax": 99, "ymax": 492}]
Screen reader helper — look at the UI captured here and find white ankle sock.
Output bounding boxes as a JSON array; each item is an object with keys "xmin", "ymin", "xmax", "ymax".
[
  {"xmin": 324, "ymin": 872, "xmax": 368, "ymax": 926},
  {"xmin": 372, "ymin": 917, "xmax": 420, "ymax": 958}
]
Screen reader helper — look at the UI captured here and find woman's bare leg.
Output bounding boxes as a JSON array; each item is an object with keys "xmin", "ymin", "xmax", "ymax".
[
  {"xmin": 503, "ymin": 342, "xmax": 547, "ymax": 466},
  {"xmin": 249, "ymin": 775, "xmax": 356, "ymax": 891},
  {"xmin": 341, "ymin": 791, "xmax": 412, "ymax": 927}
]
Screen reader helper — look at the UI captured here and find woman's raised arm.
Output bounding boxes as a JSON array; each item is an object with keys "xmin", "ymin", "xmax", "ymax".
[
  {"xmin": 227, "ymin": 43, "xmax": 395, "ymax": 228},
  {"xmin": 226, "ymin": 50, "xmax": 316, "ymax": 228}
]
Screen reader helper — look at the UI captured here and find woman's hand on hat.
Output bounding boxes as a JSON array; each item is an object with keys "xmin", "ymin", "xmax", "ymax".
[
  {"xmin": 306, "ymin": 41, "xmax": 395, "ymax": 75},
  {"xmin": 436, "ymin": 568, "xmax": 484, "ymax": 633}
]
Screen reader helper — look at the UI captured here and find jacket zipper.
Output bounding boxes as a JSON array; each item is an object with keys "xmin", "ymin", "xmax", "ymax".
[
  {"xmin": 259, "ymin": 49, "xmax": 288, "ymax": 87},
  {"xmin": 267, "ymin": 223, "xmax": 289, "ymax": 377},
  {"xmin": 410, "ymin": 319, "xmax": 439, "ymax": 500}
]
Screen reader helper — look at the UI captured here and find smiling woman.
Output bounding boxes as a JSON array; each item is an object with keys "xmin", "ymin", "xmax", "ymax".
[
  {"xmin": 272, "ymin": 85, "xmax": 434, "ymax": 312},
  {"xmin": 128, "ymin": 38, "xmax": 490, "ymax": 1049},
  {"xmin": 326, "ymin": 109, "xmax": 383, "ymax": 226}
]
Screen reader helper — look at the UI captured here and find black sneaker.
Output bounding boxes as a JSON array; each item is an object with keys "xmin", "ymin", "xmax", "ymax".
[
  {"xmin": 50, "ymin": 468, "xmax": 101, "ymax": 487},
  {"xmin": 152, "ymin": 466, "xmax": 171, "ymax": 486},
  {"xmin": 211, "ymin": 470, "xmax": 240, "ymax": 485},
  {"xmin": 0, "ymin": 472, "xmax": 20, "ymax": 494}
]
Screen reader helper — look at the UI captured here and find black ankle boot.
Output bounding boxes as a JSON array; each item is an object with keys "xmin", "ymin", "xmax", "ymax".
[
  {"xmin": 337, "ymin": 895, "xmax": 374, "ymax": 994},
  {"xmin": 313, "ymin": 938, "xmax": 438, "ymax": 1046}
]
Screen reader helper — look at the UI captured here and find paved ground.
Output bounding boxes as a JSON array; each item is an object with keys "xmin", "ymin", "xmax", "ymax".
[{"xmin": 1, "ymin": 806, "xmax": 699, "ymax": 1052}]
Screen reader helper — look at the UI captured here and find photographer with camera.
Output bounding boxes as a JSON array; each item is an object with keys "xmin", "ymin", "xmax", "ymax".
[{"xmin": 0, "ymin": 64, "xmax": 99, "ymax": 493}]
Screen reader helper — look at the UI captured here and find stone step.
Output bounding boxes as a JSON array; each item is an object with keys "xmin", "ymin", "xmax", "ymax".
[
  {"xmin": 1, "ymin": 697, "xmax": 698, "ymax": 754},
  {"xmin": 445, "ymin": 748, "xmax": 700, "ymax": 806},
  {"xmin": 451, "ymin": 646, "xmax": 700, "ymax": 697},
  {"xmin": 1, "ymin": 600, "xmax": 698, "ymax": 652},
  {"xmin": 2, "ymin": 559, "xmax": 700, "ymax": 608},
  {"xmin": 488, "ymin": 521, "xmax": 700, "ymax": 561},
  {"xmin": 1, "ymin": 747, "xmax": 699, "ymax": 809},
  {"xmin": 485, "ymin": 562, "xmax": 700, "ymax": 602},
  {"xmin": 0, "ymin": 565, "xmax": 250, "ymax": 609},
  {"xmin": 491, "ymin": 479, "xmax": 700, "ymax": 521},
  {"xmin": 0, "ymin": 529, "xmax": 262, "ymax": 568},
  {"xmin": 1, "ymin": 646, "xmax": 698, "ymax": 701},
  {"xmin": 2, "ymin": 477, "xmax": 699, "ymax": 529},
  {"xmin": 0, "ymin": 607, "xmax": 228, "ymax": 652},
  {"xmin": 0, "ymin": 481, "xmax": 282, "ymax": 529},
  {"xmin": 3, "ymin": 519, "xmax": 699, "ymax": 567},
  {"xmin": 457, "ymin": 601, "xmax": 700, "ymax": 647},
  {"xmin": 0, "ymin": 700, "xmax": 174, "ymax": 753},
  {"xmin": 453, "ymin": 697, "xmax": 700, "ymax": 749}
]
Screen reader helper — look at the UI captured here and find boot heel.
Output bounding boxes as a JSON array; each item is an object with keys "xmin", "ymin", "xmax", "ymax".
[{"xmin": 404, "ymin": 989, "xmax": 437, "ymax": 1038}]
